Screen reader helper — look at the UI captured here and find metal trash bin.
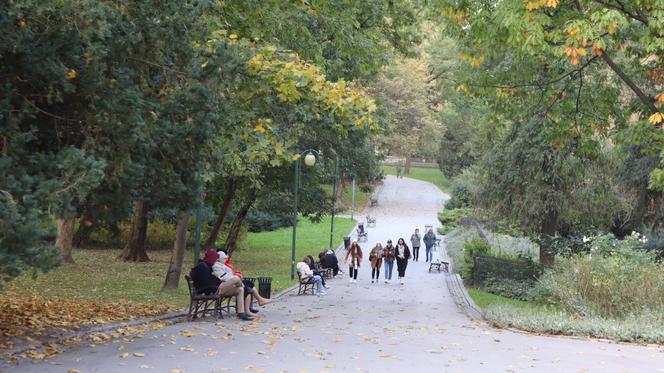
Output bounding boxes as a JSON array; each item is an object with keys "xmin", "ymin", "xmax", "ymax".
[
  {"xmin": 344, "ymin": 236, "xmax": 351, "ymax": 249},
  {"xmin": 257, "ymin": 277, "xmax": 272, "ymax": 299}
]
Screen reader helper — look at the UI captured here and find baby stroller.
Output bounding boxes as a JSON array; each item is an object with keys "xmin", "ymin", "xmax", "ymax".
[{"xmin": 356, "ymin": 222, "xmax": 368, "ymax": 242}]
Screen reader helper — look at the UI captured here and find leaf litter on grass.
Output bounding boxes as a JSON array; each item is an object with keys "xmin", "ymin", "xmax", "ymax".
[{"xmin": 0, "ymin": 294, "xmax": 175, "ymax": 363}]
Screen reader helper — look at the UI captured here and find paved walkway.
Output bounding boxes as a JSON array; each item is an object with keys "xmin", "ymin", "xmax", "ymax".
[{"xmin": 9, "ymin": 176, "xmax": 664, "ymax": 372}]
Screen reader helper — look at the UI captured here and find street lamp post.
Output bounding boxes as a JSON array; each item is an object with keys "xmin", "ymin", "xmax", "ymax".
[
  {"xmin": 291, "ymin": 149, "xmax": 319, "ymax": 280},
  {"xmin": 328, "ymin": 151, "xmax": 339, "ymax": 250}
]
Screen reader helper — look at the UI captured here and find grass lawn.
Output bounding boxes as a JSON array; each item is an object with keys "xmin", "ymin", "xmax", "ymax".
[
  {"xmin": 382, "ymin": 165, "xmax": 450, "ymax": 192},
  {"xmin": 4, "ymin": 216, "xmax": 356, "ymax": 310},
  {"xmin": 467, "ymin": 288, "xmax": 534, "ymax": 310},
  {"xmin": 322, "ymin": 184, "xmax": 372, "ymax": 214}
]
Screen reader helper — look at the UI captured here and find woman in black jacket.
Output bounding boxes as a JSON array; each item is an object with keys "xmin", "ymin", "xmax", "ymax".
[{"xmin": 394, "ymin": 238, "xmax": 411, "ymax": 285}]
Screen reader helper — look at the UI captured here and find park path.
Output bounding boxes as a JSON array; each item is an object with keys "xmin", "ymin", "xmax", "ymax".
[{"xmin": 8, "ymin": 176, "xmax": 664, "ymax": 372}]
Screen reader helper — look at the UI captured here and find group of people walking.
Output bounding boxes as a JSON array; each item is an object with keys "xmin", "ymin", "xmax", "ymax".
[{"xmin": 343, "ymin": 227, "xmax": 437, "ymax": 285}]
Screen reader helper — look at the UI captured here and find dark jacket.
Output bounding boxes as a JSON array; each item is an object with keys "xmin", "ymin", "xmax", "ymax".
[
  {"xmin": 423, "ymin": 232, "xmax": 437, "ymax": 248},
  {"xmin": 190, "ymin": 261, "xmax": 220, "ymax": 295},
  {"xmin": 395, "ymin": 244, "xmax": 411, "ymax": 261},
  {"xmin": 321, "ymin": 253, "xmax": 339, "ymax": 269}
]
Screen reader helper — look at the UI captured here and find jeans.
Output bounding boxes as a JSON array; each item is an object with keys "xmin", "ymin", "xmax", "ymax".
[
  {"xmin": 384, "ymin": 260, "xmax": 394, "ymax": 280},
  {"xmin": 425, "ymin": 246, "xmax": 433, "ymax": 262},
  {"xmin": 413, "ymin": 246, "xmax": 420, "ymax": 261},
  {"xmin": 312, "ymin": 275, "xmax": 324, "ymax": 293}
]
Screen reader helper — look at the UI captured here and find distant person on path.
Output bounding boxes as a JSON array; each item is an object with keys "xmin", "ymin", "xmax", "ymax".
[
  {"xmin": 410, "ymin": 228, "xmax": 421, "ymax": 262},
  {"xmin": 423, "ymin": 228, "xmax": 436, "ymax": 262},
  {"xmin": 190, "ymin": 249, "xmax": 253, "ymax": 321},
  {"xmin": 382, "ymin": 239, "xmax": 396, "ymax": 283},
  {"xmin": 296, "ymin": 258, "xmax": 326, "ymax": 296},
  {"xmin": 396, "ymin": 163, "xmax": 402, "ymax": 179},
  {"xmin": 395, "ymin": 238, "xmax": 411, "ymax": 285},
  {"xmin": 369, "ymin": 242, "xmax": 383, "ymax": 283},
  {"xmin": 319, "ymin": 249, "xmax": 341, "ymax": 276},
  {"xmin": 345, "ymin": 241, "xmax": 363, "ymax": 283}
]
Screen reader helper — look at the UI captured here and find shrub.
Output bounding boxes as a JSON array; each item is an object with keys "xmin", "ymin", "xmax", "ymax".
[
  {"xmin": 537, "ymin": 233, "xmax": 664, "ymax": 318},
  {"xmin": 444, "ymin": 170, "xmax": 476, "ymax": 209},
  {"xmin": 462, "ymin": 238, "xmax": 490, "ymax": 280},
  {"xmin": 484, "ymin": 304, "xmax": 664, "ymax": 344},
  {"xmin": 482, "ymin": 276, "xmax": 536, "ymax": 301},
  {"xmin": 444, "ymin": 227, "xmax": 481, "ymax": 276},
  {"xmin": 437, "ymin": 208, "xmax": 471, "ymax": 235}
]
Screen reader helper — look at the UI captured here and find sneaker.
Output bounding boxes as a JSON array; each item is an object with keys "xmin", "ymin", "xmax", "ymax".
[
  {"xmin": 317, "ymin": 291, "xmax": 327, "ymax": 296},
  {"xmin": 249, "ymin": 307, "xmax": 259, "ymax": 314},
  {"xmin": 349, "ymin": 278, "xmax": 353, "ymax": 283},
  {"xmin": 237, "ymin": 313, "xmax": 254, "ymax": 321},
  {"xmin": 371, "ymin": 280, "xmax": 374, "ymax": 283},
  {"xmin": 384, "ymin": 280, "xmax": 388, "ymax": 284},
  {"xmin": 324, "ymin": 284, "xmax": 330, "ymax": 289}
]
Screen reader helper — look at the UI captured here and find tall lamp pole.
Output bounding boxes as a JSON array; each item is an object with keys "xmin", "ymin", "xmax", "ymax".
[
  {"xmin": 329, "ymin": 151, "xmax": 339, "ymax": 250},
  {"xmin": 291, "ymin": 149, "xmax": 319, "ymax": 280}
]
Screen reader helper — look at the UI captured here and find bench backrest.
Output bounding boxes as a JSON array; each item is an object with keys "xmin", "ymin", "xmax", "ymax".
[{"xmin": 184, "ymin": 274, "xmax": 195, "ymax": 299}]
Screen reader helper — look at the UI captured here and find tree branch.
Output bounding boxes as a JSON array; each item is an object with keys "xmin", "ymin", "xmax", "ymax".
[
  {"xmin": 600, "ymin": 52, "xmax": 658, "ymax": 114},
  {"xmin": 592, "ymin": 0, "xmax": 649, "ymax": 25}
]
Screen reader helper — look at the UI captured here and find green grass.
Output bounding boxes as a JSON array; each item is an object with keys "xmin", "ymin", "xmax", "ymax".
[
  {"xmin": 238, "ymin": 216, "xmax": 356, "ymax": 293},
  {"xmin": 5, "ymin": 249, "xmax": 192, "ymax": 307},
  {"xmin": 322, "ymin": 184, "xmax": 372, "ymax": 214},
  {"xmin": 383, "ymin": 165, "xmax": 450, "ymax": 192},
  {"xmin": 467, "ymin": 288, "xmax": 534, "ymax": 310},
  {"xmin": 4, "ymin": 217, "xmax": 356, "ymax": 309}
]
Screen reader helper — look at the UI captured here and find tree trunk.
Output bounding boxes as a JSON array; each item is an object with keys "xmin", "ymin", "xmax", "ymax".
[
  {"xmin": 224, "ymin": 189, "xmax": 257, "ymax": 255},
  {"xmin": 539, "ymin": 209, "xmax": 557, "ymax": 267},
  {"xmin": 405, "ymin": 157, "xmax": 412, "ymax": 174},
  {"xmin": 72, "ymin": 210, "xmax": 95, "ymax": 248},
  {"xmin": 162, "ymin": 209, "xmax": 190, "ymax": 290},
  {"xmin": 119, "ymin": 200, "xmax": 150, "ymax": 262},
  {"xmin": 204, "ymin": 178, "xmax": 237, "ymax": 249},
  {"xmin": 56, "ymin": 218, "xmax": 76, "ymax": 263}
]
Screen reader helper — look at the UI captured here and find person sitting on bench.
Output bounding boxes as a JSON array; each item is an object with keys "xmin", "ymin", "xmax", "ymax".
[
  {"xmin": 306, "ymin": 255, "xmax": 330, "ymax": 289},
  {"xmin": 191, "ymin": 249, "xmax": 254, "ymax": 321},
  {"xmin": 319, "ymin": 249, "xmax": 341, "ymax": 276},
  {"xmin": 296, "ymin": 258, "xmax": 326, "ymax": 295},
  {"xmin": 216, "ymin": 250, "xmax": 271, "ymax": 314}
]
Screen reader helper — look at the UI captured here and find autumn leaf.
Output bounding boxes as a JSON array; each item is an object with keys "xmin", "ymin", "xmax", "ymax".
[
  {"xmin": 66, "ymin": 69, "xmax": 77, "ymax": 80},
  {"xmin": 133, "ymin": 352, "xmax": 145, "ymax": 357},
  {"xmin": 648, "ymin": 112, "xmax": 664, "ymax": 125}
]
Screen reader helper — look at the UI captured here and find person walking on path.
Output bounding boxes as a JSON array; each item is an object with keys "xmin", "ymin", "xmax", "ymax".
[
  {"xmin": 396, "ymin": 162, "xmax": 402, "ymax": 179},
  {"xmin": 423, "ymin": 228, "xmax": 436, "ymax": 262},
  {"xmin": 382, "ymin": 240, "xmax": 396, "ymax": 283},
  {"xmin": 410, "ymin": 228, "xmax": 421, "ymax": 262},
  {"xmin": 369, "ymin": 242, "xmax": 383, "ymax": 283},
  {"xmin": 395, "ymin": 238, "xmax": 411, "ymax": 285},
  {"xmin": 345, "ymin": 241, "xmax": 363, "ymax": 283}
]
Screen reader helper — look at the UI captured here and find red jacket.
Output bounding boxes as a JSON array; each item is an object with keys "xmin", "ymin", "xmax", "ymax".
[{"xmin": 224, "ymin": 258, "xmax": 243, "ymax": 279}]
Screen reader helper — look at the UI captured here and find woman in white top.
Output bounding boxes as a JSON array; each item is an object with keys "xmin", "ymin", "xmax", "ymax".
[{"xmin": 296, "ymin": 257, "xmax": 326, "ymax": 295}]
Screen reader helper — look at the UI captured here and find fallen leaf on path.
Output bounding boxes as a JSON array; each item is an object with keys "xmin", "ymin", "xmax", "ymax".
[{"xmin": 133, "ymin": 352, "xmax": 145, "ymax": 357}]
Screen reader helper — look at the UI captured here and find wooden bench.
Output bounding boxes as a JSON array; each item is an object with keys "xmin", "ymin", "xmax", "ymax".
[
  {"xmin": 370, "ymin": 197, "xmax": 378, "ymax": 207},
  {"xmin": 185, "ymin": 275, "xmax": 236, "ymax": 320},
  {"xmin": 297, "ymin": 272, "xmax": 316, "ymax": 295},
  {"xmin": 366, "ymin": 215, "xmax": 376, "ymax": 228},
  {"xmin": 428, "ymin": 260, "xmax": 449, "ymax": 273}
]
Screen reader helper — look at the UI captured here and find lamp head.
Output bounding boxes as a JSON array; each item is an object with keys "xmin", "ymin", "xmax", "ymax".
[{"xmin": 304, "ymin": 153, "xmax": 316, "ymax": 167}]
